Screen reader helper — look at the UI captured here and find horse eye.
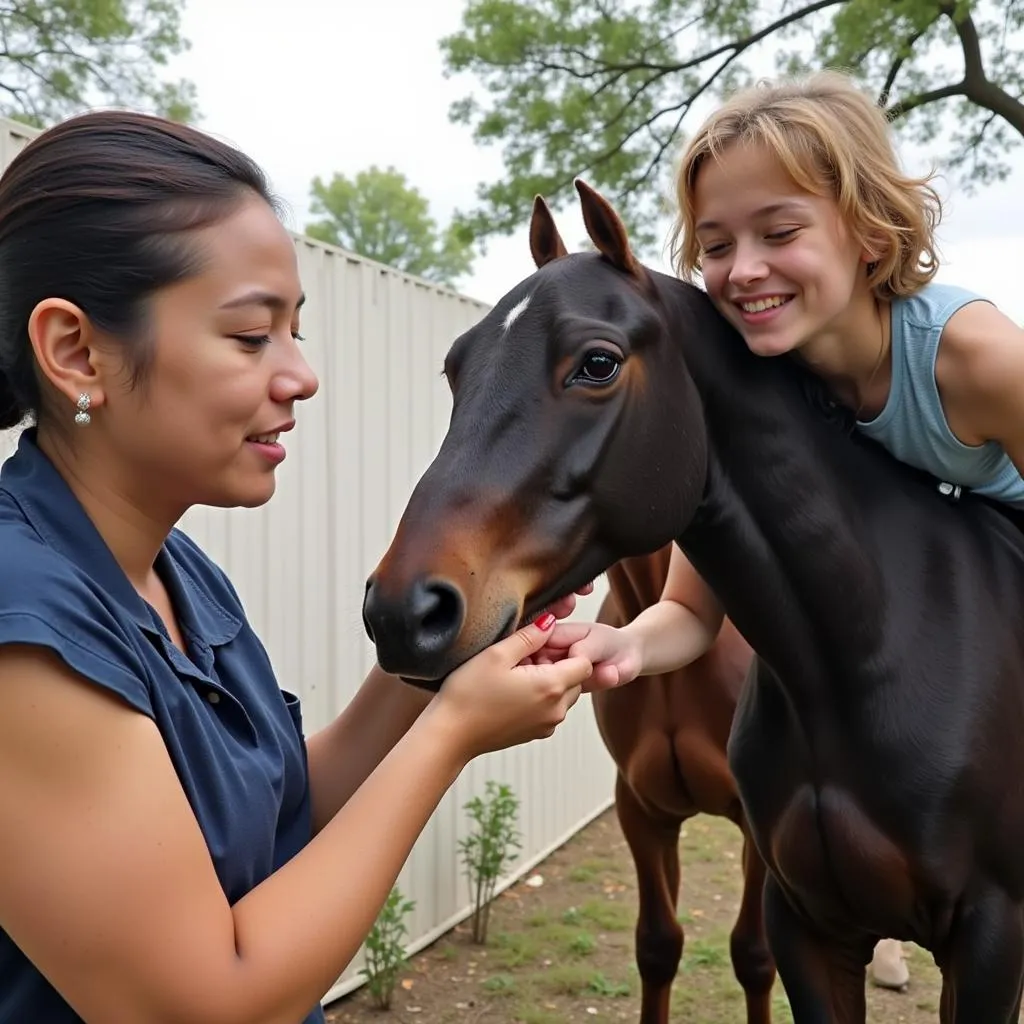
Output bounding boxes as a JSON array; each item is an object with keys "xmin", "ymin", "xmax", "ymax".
[{"xmin": 572, "ymin": 350, "xmax": 621, "ymax": 386}]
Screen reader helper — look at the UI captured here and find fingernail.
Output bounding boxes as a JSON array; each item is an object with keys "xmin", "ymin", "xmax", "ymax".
[{"xmin": 536, "ymin": 612, "xmax": 555, "ymax": 630}]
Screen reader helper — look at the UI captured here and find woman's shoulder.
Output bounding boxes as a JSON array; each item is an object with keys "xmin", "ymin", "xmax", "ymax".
[
  {"xmin": 0, "ymin": 501, "xmax": 100, "ymax": 610},
  {"xmin": 895, "ymin": 280, "xmax": 993, "ymax": 332},
  {"xmin": 0, "ymin": 497, "xmax": 154, "ymax": 715}
]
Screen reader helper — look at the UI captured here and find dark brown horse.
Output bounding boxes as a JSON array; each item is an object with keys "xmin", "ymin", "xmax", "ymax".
[
  {"xmin": 595, "ymin": 548, "xmax": 906, "ymax": 1022},
  {"xmin": 363, "ymin": 182, "xmax": 1024, "ymax": 1022},
  {"xmin": 594, "ymin": 548, "xmax": 775, "ymax": 1023}
]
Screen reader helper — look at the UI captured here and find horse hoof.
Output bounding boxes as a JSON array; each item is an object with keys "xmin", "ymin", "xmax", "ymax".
[{"xmin": 869, "ymin": 938, "xmax": 910, "ymax": 991}]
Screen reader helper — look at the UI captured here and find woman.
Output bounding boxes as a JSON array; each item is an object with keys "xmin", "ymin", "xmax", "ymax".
[{"xmin": 0, "ymin": 111, "xmax": 594, "ymax": 1023}]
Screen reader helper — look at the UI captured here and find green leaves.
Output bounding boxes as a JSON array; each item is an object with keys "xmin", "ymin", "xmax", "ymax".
[
  {"xmin": 458, "ymin": 781, "xmax": 522, "ymax": 945},
  {"xmin": 360, "ymin": 885, "xmax": 416, "ymax": 1010},
  {"xmin": 0, "ymin": 0, "xmax": 197, "ymax": 126},
  {"xmin": 305, "ymin": 165, "xmax": 476, "ymax": 288},
  {"xmin": 440, "ymin": 0, "xmax": 1024, "ymax": 255}
]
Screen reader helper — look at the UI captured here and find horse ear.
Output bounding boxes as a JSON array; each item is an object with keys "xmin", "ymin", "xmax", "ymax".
[
  {"xmin": 574, "ymin": 179, "xmax": 642, "ymax": 278},
  {"xmin": 529, "ymin": 194, "xmax": 569, "ymax": 268}
]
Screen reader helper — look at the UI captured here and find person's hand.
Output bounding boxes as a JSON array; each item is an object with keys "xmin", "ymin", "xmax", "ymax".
[
  {"xmin": 540, "ymin": 580, "xmax": 595, "ymax": 623},
  {"xmin": 527, "ymin": 622, "xmax": 643, "ymax": 691},
  {"xmin": 516, "ymin": 580, "xmax": 594, "ymax": 667},
  {"xmin": 431, "ymin": 614, "xmax": 593, "ymax": 761}
]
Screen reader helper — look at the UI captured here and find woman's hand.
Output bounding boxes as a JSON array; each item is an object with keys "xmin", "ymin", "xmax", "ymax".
[
  {"xmin": 430, "ymin": 614, "xmax": 593, "ymax": 761},
  {"xmin": 539, "ymin": 580, "xmax": 595, "ymax": 622},
  {"xmin": 528, "ymin": 621, "xmax": 642, "ymax": 691}
]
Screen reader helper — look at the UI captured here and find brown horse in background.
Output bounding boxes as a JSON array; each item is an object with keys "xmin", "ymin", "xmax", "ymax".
[
  {"xmin": 595, "ymin": 547, "xmax": 909, "ymax": 1024},
  {"xmin": 593, "ymin": 546, "xmax": 774, "ymax": 1023}
]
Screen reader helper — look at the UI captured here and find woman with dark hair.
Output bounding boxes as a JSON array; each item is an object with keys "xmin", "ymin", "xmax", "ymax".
[{"xmin": 0, "ymin": 111, "xmax": 594, "ymax": 1024}]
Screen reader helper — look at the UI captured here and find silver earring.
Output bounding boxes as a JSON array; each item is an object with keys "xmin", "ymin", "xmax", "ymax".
[{"xmin": 74, "ymin": 393, "xmax": 91, "ymax": 426}]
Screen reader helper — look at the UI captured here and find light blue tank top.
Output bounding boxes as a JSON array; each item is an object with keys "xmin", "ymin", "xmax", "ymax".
[{"xmin": 856, "ymin": 281, "xmax": 1024, "ymax": 509}]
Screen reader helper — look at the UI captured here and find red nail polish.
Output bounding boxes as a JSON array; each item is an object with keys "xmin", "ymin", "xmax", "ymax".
[{"xmin": 536, "ymin": 612, "xmax": 555, "ymax": 630}]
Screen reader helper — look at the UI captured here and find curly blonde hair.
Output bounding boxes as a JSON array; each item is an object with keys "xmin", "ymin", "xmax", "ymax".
[{"xmin": 668, "ymin": 70, "xmax": 943, "ymax": 299}]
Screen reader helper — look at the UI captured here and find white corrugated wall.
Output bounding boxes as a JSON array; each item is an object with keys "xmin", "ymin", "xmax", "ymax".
[{"xmin": 0, "ymin": 117, "xmax": 615, "ymax": 1004}]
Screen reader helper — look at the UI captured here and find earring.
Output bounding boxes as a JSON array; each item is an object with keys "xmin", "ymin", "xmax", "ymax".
[{"xmin": 74, "ymin": 393, "xmax": 91, "ymax": 426}]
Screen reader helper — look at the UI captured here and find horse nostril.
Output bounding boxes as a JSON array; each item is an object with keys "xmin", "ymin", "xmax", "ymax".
[
  {"xmin": 362, "ymin": 575, "xmax": 465, "ymax": 678},
  {"xmin": 362, "ymin": 577, "xmax": 377, "ymax": 643},
  {"xmin": 409, "ymin": 579, "xmax": 464, "ymax": 654}
]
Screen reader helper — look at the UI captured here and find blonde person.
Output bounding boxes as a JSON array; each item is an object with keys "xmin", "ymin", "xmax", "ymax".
[
  {"xmin": 0, "ymin": 111, "xmax": 597, "ymax": 1024},
  {"xmin": 539, "ymin": 69, "xmax": 1024, "ymax": 990}
]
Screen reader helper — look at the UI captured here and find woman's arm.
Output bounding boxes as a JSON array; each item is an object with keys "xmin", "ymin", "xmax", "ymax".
[
  {"xmin": 0, "ymin": 621, "xmax": 590, "ymax": 1024},
  {"xmin": 305, "ymin": 665, "xmax": 432, "ymax": 835},
  {"xmin": 535, "ymin": 546, "xmax": 724, "ymax": 687},
  {"xmin": 305, "ymin": 587, "xmax": 595, "ymax": 834},
  {"xmin": 620, "ymin": 543, "xmax": 725, "ymax": 677}
]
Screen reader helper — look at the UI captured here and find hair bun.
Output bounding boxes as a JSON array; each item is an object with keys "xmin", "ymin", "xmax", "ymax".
[{"xmin": 0, "ymin": 371, "xmax": 24, "ymax": 431}]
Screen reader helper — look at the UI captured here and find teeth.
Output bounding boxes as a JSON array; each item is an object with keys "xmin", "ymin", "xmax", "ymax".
[
  {"xmin": 250, "ymin": 433, "xmax": 279, "ymax": 445},
  {"xmin": 740, "ymin": 296, "xmax": 788, "ymax": 313}
]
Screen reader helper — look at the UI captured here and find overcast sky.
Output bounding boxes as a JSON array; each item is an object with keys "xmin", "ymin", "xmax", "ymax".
[{"xmin": 166, "ymin": 0, "xmax": 1024, "ymax": 320}]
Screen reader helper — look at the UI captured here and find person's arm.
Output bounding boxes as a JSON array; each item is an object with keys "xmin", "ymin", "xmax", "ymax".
[
  {"xmin": 537, "ymin": 545, "xmax": 724, "ymax": 688},
  {"xmin": 305, "ymin": 665, "xmax": 432, "ymax": 835},
  {"xmin": 619, "ymin": 544, "xmax": 725, "ymax": 677},
  {"xmin": 936, "ymin": 300, "xmax": 1024, "ymax": 477},
  {"xmin": 0, "ymin": 621, "xmax": 590, "ymax": 1024},
  {"xmin": 305, "ymin": 587, "xmax": 595, "ymax": 834}
]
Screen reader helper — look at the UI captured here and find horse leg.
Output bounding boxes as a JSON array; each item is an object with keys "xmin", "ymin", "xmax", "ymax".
[
  {"xmin": 729, "ymin": 828, "xmax": 776, "ymax": 1024},
  {"xmin": 763, "ymin": 873, "xmax": 871, "ymax": 1024},
  {"xmin": 938, "ymin": 887, "xmax": 1024, "ymax": 1024},
  {"xmin": 614, "ymin": 773, "xmax": 683, "ymax": 1024}
]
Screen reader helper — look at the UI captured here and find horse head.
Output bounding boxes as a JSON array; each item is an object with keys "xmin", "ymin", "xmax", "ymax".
[{"xmin": 362, "ymin": 182, "xmax": 708, "ymax": 684}]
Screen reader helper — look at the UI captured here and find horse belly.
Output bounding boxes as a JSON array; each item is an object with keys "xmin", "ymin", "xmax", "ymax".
[{"xmin": 621, "ymin": 731, "xmax": 697, "ymax": 819}]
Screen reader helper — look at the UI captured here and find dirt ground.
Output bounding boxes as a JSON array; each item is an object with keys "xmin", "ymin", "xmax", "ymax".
[{"xmin": 324, "ymin": 808, "xmax": 955, "ymax": 1024}]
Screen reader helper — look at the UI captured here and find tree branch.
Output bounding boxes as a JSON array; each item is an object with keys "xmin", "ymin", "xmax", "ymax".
[
  {"xmin": 886, "ymin": 82, "xmax": 965, "ymax": 119},
  {"xmin": 878, "ymin": 27, "xmax": 928, "ymax": 106},
  {"xmin": 531, "ymin": 0, "xmax": 851, "ymax": 194},
  {"xmin": 942, "ymin": 0, "xmax": 987, "ymax": 87},
  {"xmin": 471, "ymin": 0, "xmax": 848, "ymax": 88},
  {"xmin": 939, "ymin": 1, "xmax": 1024, "ymax": 137}
]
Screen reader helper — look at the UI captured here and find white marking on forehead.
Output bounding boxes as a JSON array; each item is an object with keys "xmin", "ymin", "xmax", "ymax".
[{"xmin": 502, "ymin": 293, "xmax": 532, "ymax": 333}]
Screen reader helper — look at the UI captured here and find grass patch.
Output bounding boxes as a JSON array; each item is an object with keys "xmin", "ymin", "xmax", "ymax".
[
  {"xmin": 577, "ymin": 899, "xmax": 633, "ymax": 932},
  {"xmin": 326, "ymin": 809, "xmax": 950, "ymax": 1024},
  {"xmin": 481, "ymin": 973, "xmax": 517, "ymax": 996}
]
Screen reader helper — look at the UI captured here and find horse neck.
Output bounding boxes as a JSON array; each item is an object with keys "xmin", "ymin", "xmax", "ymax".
[{"xmin": 657, "ymin": 277, "xmax": 887, "ymax": 685}]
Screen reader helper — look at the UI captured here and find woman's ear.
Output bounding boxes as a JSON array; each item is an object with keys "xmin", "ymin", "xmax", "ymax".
[{"xmin": 27, "ymin": 298, "xmax": 108, "ymax": 415}]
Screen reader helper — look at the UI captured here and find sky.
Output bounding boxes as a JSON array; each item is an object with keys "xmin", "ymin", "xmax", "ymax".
[{"xmin": 165, "ymin": 0, "xmax": 1024, "ymax": 319}]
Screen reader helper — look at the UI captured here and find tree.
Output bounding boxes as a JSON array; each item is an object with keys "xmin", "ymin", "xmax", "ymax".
[
  {"xmin": 305, "ymin": 165, "xmax": 476, "ymax": 288},
  {"xmin": 439, "ymin": 0, "xmax": 1024, "ymax": 252},
  {"xmin": 0, "ymin": 0, "xmax": 197, "ymax": 127}
]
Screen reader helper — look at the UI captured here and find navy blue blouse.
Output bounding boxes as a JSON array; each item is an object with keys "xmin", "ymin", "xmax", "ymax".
[{"xmin": 0, "ymin": 429, "xmax": 325, "ymax": 1024}]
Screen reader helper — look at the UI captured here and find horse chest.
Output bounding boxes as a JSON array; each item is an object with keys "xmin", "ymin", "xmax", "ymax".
[
  {"xmin": 725, "ymin": 665, "xmax": 951, "ymax": 941},
  {"xmin": 759, "ymin": 782, "xmax": 924, "ymax": 936}
]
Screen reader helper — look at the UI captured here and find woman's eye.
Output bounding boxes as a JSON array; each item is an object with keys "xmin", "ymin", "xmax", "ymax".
[{"xmin": 233, "ymin": 331, "xmax": 305, "ymax": 348}]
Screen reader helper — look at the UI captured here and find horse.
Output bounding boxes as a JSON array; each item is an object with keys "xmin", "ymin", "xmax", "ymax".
[
  {"xmin": 594, "ymin": 547, "xmax": 908, "ymax": 1023},
  {"xmin": 362, "ymin": 181, "xmax": 1024, "ymax": 1022},
  {"xmin": 593, "ymin": 547, "xmax": 776, "ymax": 1023}
]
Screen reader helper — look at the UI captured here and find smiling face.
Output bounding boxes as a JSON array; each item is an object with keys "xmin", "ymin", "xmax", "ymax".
[
  {"xmin": 45, "ymin": 193, "xmax": 320, "ymax": 517},
  {"xmin": 692, "ymin": 141, "xmax": 873, "ymax": 359}
]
